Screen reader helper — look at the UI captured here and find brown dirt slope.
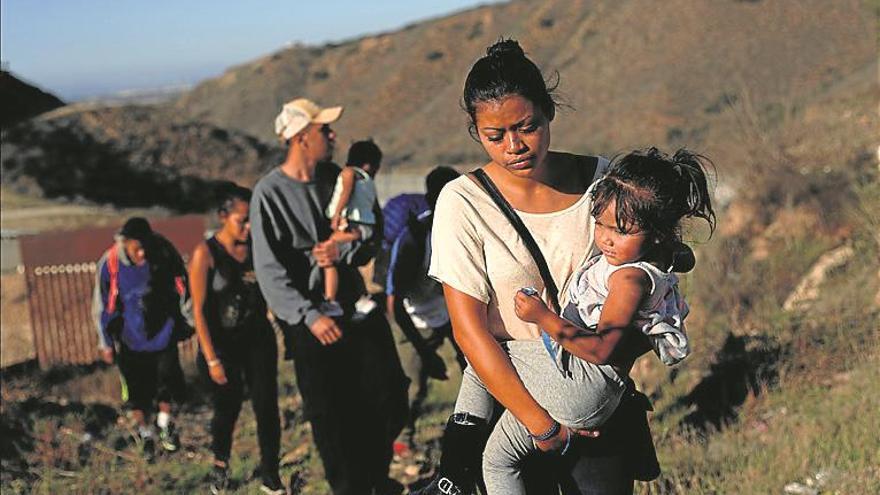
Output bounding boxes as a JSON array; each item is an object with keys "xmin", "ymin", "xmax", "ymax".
[
  {"xmin": 0, "ymin": 0, "xmax": 874, "ymax": 208},
  {"xmin": 171, "ymin": 0, "xmax": 875, "ymax": 171},
  {"xmin": 0, "ymin": 104, "xmax": 283, "ymax": 211}
]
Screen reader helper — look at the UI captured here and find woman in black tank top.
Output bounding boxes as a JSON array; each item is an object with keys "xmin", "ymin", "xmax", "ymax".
[{"xmin": 189, "ymin": 185, "xmax": 283, "ymax": 494}]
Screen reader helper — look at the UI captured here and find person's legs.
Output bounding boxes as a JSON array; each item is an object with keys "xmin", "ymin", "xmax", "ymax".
[
  {"xmin": 453, "ymin": 365, "xmax": 496, "ymax": 419},
  {"xmin": 349, "ymin": 310, "xmax": 409, "ymax": 489},
  {"xmin": 410, "ymin": 366, "xmax": 495, "ymax": 495},
  {"xmin": 324, "ymin": 266, "xmax": 339, "ymax": 301},
  {"xmin": 392, "ymin": 325, "xmax": 425, "ymax": 448},
  {"xmin": 309, "ymin": 410, "xmax": 370, "ymax": 495},
  {"xmin": 481, "ymin": 409, "xmax": 541, "ymax": 495},
  {"xmin": 117, "ymin": 346, "xmax": 160, "ymax": 457},
  {"xmin": 284, "ymin": 320, "xmax": 370, "ymax": 494},
  {"xmin": 243, "ymin": 325, "xmax": 281, "ymax": 481},
  {"xmin": 198, "ymin": 352, "xmax": 245, "ymax": 466},
  {"xmin": 155, "ymin": 344, "xmax": 185, "ymax": 451},
  {"xmin": 117, "ymin": 346, "xmax": 152, "ymax": 424}
]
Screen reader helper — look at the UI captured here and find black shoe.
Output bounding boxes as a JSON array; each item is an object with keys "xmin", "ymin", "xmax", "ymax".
[
  {"xmin": 409, "ymin": 476, "xmax": 469, "ymax": 495},
  {"xmin": 408, "ymin": 413, "xmax": 488, "ymax": 495},
  {"xmin": 260, "ymin": 472, "xmax": 286, "ymax": 495},
  {"xmin": 158, "ymin": 422, "xmax": 180, "ymax": 452},
  {"xmin": 209, "ymin": 465, "xmax": 229, "ymax": 494}
]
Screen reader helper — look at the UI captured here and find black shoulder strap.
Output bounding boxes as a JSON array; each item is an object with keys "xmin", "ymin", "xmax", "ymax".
[{"xmin": 471, "ymin": 169, "xmax": 560, "ymax": 313}]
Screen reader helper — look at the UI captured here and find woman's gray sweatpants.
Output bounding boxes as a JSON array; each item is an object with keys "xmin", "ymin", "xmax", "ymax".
[{"xmin": 454, "ymin": 339, "xmax": 626, "ymax": 495}]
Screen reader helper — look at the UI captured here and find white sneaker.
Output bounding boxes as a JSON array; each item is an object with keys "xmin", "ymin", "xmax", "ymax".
[{"xmin": 352, "ymin": 296, "xmax": 377, "ymax": 322}]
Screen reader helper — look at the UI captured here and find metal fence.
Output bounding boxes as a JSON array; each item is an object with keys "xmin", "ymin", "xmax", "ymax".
[{"xmin": 20, "ymin": 216, "xmax": 206, "ymax": 370}]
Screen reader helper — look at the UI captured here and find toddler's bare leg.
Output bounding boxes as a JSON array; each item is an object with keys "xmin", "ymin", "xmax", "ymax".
[{"xmin": 324, "ymin": 266, "xmax": 339, "ymax": 301}]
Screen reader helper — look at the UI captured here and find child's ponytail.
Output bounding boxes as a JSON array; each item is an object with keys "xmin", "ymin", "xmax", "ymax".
[{"xmin": 669, "ymin": 149, "xmax": 716, "ymax": 237}]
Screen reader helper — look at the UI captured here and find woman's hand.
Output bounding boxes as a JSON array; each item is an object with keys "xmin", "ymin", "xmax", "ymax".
[
  {"xmin": 514, "ymin": 290, "xmax": 553, "ymax": 323},
  {"xmin": 330, "ymin": 215, "xmax": 342, "ymax": 231},
  {"xmin": 208, "ymin": 360, "xmax": 228, "ymax": 385},
  {"xmin": 534, "ymin": 425, "xmax": 601, "ymax": 453}
]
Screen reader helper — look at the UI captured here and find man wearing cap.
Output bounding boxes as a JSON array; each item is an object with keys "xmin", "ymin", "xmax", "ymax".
[
  {"xmin": 92, "ymin": 217, "xmax": 189, "ymax": 459},
  {"xmin": 251, "ymin": 99, "xmax": 408, "ymax": 495}
]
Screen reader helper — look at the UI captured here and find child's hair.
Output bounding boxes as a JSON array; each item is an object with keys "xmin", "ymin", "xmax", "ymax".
[
  {"xmin": 346, "ymin": 139, "xmax": 383, "ymax": 169},
  {"xmin": 591, "ymin": 147, "xmax": 716, "ymax": 245}
]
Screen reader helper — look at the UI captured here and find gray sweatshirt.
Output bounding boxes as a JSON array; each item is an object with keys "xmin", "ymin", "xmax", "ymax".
[{"xmin": 250, "ymin": 163, "xmax": 378, "ymax": 327}]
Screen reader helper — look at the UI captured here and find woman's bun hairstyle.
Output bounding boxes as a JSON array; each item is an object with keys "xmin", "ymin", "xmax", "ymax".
[
  {"xmin": 486, "ymin": 38, "xmax": 525, "ymax": 59},
  {"xmin": 463, "ymin": 39, "xmax": 558, "ymax": 138}
]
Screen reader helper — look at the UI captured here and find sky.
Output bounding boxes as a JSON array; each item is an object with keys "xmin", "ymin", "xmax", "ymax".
[{"xmin": 1, "ymin": 0, "xmax": 504, "ymax": 101}]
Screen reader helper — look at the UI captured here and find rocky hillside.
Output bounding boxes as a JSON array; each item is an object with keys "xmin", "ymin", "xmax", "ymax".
[
  {"xmin": 1, "ymin": 0, "xmax": 874, "ymax": 208},
  {"xmin": 0, "ymin": 71, "xmax": 64, "ymax": 128},
  {"xmin": 171, "ymin": 0, "xmax": 874, "ymax": 174},
  {"xmin": 1, "ymin": 105, "xmax": 282, "ymax": 211}
]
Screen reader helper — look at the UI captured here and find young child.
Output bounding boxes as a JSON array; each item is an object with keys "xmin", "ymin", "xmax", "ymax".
[
  {"xmin": 455, "ymin": 148, "xmax": 715, "ymax": 495},
  {"xmin": 320, "ymin": 140, "xmax": 382, "ymax": 316}
]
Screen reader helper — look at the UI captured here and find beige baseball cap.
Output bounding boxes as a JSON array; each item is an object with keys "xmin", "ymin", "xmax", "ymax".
[{"xmin": 274, "ymin": 98, "xmax": 343, "ymax": 140}]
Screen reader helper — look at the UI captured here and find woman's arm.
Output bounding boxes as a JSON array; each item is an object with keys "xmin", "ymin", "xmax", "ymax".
[
  {"xmin": 444, "ymin": 284, "xmax": 560, "ymax": 440},
  {"xmin": 514, "ymin": 267, "xmax": 651, "ymax": 365},
  {"xmin": 188, "ymin": 243, "xmax": 227, "ymax": 384}
]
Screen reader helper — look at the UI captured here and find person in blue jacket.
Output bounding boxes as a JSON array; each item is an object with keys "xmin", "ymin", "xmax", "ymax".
[{"xmin": 92, "ymin": 217, "xmax": 189, "ymax": 458}]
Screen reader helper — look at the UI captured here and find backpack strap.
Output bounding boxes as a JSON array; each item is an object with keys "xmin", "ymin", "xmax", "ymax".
[
  {"xmin": 105, "ymin": 246, "xmax": 120, "ymax": 315},
  {"xmin": 470, "ymin": 169, "xmax": 563, "ymax": 364},
  {"xmin": 471, "ymin": 169, "xmax": 561, "ymax": 313}
]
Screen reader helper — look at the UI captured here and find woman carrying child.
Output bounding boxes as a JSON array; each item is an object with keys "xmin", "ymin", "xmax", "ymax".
[{"xmin": 416, "ymin": 40, "xmax": 705, "ymax": 494}]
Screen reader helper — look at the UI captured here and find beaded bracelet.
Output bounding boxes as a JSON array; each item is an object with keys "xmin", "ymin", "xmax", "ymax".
[{"xmin": 528, "ymin": 420, "xmax": 560, "ymax": 441}]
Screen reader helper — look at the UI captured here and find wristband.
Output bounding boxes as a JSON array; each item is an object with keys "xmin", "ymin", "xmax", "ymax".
[
  {"xmin": 560, "ymin": 428, "xmax": 573, "ymax": 455},
  {"xmin": 207, "ymin": 359, "xmax": 221, "ymax": 367},
  {"xmin": 528, "ymin": 420, "xmax": 560, "ymax": 441}
]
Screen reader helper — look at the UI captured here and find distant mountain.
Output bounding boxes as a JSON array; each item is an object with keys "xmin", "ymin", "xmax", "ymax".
[
  {"xmin": 1, "ymin": 0, "xmax": 875, "ymax": 209},
  {"xmin": 0, "ymin": 71, "xmax": 64, "ymax": 128},
  {"xmin": 171, "ymin": 0, "xmax": 874, "ymax": 171}
]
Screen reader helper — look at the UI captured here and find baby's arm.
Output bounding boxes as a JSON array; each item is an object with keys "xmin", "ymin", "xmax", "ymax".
[
  {"xmin": 330, "ymin": 167, "xmax": 358, "ymax": 229},
  {"xmin": 514, "ymin": 267, "xmax": 651, "ymax": 364}
]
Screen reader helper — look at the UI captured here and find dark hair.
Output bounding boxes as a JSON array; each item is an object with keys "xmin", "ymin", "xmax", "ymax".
[
  {"xmin": 118, "ymin": 217, "xmax": 153, "ymax": 242},
  {"xmin": 215, "ymin": 182, "xmax": 252, "ymax": 215},
  {"xmin": 425, "ymin": 166, "xmax": 461, "ymax": 208},
  {"xmin": 346, "ymin": 139, "xmax": 383, "ymax": 169},
  {"xmin": 591, "ymin": 148, "xmax": 716, "ymax": 245},
  {"xmin": 463, "ymin": 39, "xmax": 558, "ymax": 138}
]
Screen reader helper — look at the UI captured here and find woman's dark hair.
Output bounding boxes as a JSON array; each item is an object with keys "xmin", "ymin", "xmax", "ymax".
[
  {"xmin": 216, "ymin": 182, "xmax": 252, "ymax": 215},
  {"xmin": 591, "ymin": 148, "xmax": 716, "ymax": 245},
  {"xmin": 346, "ymin": 139, "xmax": 383, "ymax": 169},
  {"xmin": 463, "ymin": 39, "xmax": 558, "ymax": 138}
]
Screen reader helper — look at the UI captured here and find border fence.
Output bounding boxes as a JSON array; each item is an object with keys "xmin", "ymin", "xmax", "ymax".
[{"xmin": 20, "ymin": 216, "xmax": 206, "ymax": 370}]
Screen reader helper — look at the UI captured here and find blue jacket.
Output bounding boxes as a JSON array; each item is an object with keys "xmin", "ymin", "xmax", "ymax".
[{"xmin": 92, "ymin": 242, "xmax": 180, "ymax": 352}]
